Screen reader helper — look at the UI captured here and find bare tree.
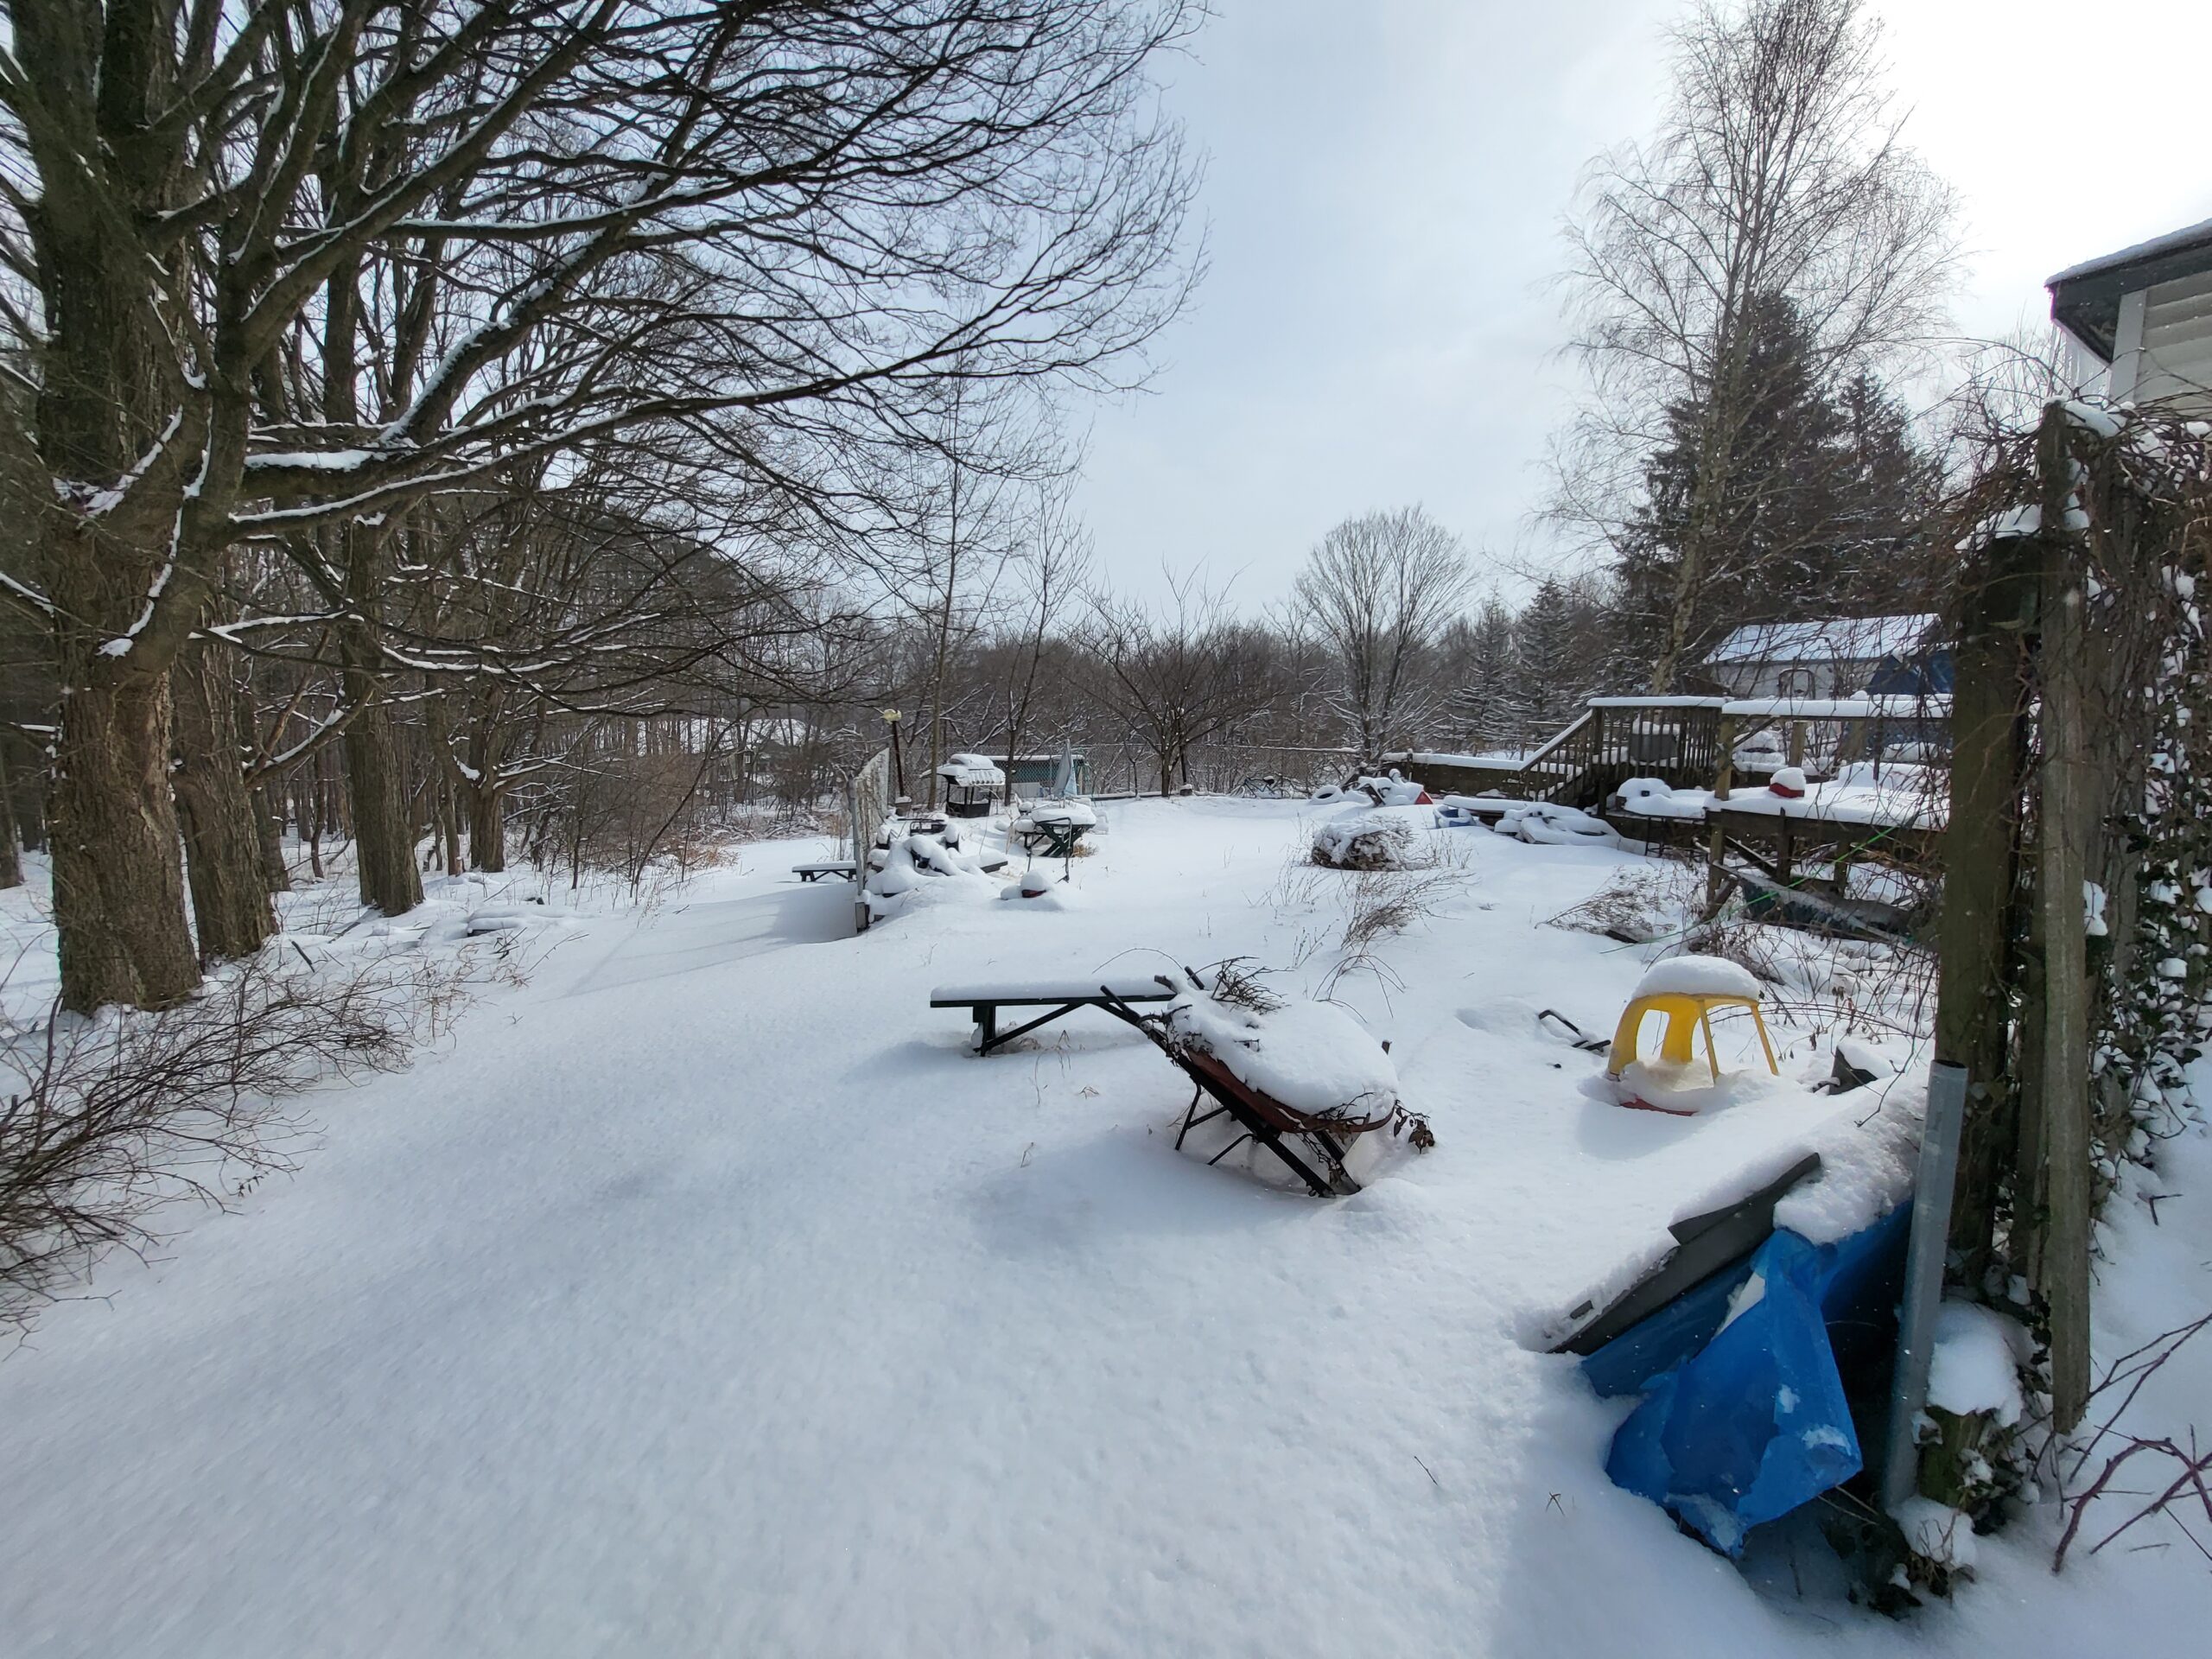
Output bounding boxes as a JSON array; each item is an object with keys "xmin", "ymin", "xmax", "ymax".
[
  {"xmin": 0, "ymin": 2, "xmax": 1201, "ymax": 1010},
  {"xmin": 994, "ymin": 467, "xmax": 1093, "ymax": 789},
  {"xmin": 1551, "ymin": 0, "xmax": 1960, "ymax": 690},
  {"xmin": 1078, "ymin": 570, "xmax": 1284, "ymax": 797},
  {"xmin": 1292, "ymin": 507, "xmax": 1473, "ymax": 763}
]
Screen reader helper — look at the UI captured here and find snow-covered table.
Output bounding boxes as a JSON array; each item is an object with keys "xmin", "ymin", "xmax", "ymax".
[{"xmin": 1013, "ymin": 800, "xmax": 1099, "ymax": 858}]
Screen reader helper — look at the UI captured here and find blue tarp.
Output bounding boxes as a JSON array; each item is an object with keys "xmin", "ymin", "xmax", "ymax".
[{"xmin": 1582, "ymin": 1202, "xmax": 1911, "ymax": 1555}]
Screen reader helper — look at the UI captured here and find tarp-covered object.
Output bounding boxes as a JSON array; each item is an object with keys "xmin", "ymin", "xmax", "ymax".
[{"xmin": 1584, "ymin": 1203, "xmax": 1910, "ymax": 1556}]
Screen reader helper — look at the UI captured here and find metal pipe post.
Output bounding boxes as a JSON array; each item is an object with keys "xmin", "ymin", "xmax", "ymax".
[{"xmin": 1880, "ymin": 1060, "xmax": 1970, "ymax": 1511}]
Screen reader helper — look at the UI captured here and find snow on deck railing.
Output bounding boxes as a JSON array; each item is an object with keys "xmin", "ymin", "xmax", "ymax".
[
  {"xmin": 1584, "ymin": 696, "xmax": 1731, "ymax": 709},
  {"xmin": 1390, "ymin": 751, "xmax": 1525, "ymax": 771},
  {"xmin": 1514, "ymin": 706, "xmax": 1599, "ymax": 770},
  {"xmin": 1721, "ymin": 696, "xmax": 1951, "ymax": 721}
]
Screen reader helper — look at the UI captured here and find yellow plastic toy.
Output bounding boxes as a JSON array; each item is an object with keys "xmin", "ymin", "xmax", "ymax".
[{"xmin": 1605, "ymin": 958, "xmax": 1779, "ymax": 1109}]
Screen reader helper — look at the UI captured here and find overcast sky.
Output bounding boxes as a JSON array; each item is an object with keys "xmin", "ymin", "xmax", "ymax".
[{"xmin": 1072, "ymin": 0, "xmax": 2212, "ymax": 607}]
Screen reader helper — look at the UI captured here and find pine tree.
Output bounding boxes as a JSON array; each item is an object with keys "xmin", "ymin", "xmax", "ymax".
[
  {"xmin": 1613, "ymin": 291, "xmax": 1939, "ymax": 681},
  {"xmin": 1450, "ymin": 597, "xmax": 1522, "ymax": 752}
]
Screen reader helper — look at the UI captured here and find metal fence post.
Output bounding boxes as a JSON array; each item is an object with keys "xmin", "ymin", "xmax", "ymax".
[{"xmin": 1881, "ymin": 1059, "xmax": 1969, "ymax": 1511}]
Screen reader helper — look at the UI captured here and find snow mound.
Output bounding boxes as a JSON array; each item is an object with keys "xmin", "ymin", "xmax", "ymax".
[
  {"xmin": 1634, "ymin": 955, "xmax": 1762, "ymax": 1000},
  {"xmin": 864, "ymin": 830, "xmax": 999, "ymax": 919},
  {"xmin": 1166, "ymin": 995, "xmax": 1399, "ymax": 1121},
  {"xmin": 1000, "ymin": 875, "xmax": 1085, "ymax": 910},
  {"xmin": 1928, "ymin": 1300, "xmax": 2030, "ymax": 1426},
  {"xmin": 1772, "ymin": 1073, "xmax": 1925, "ymax": 1243},
  {"xmin": 1611, "ymin": 1059, "xmax": 1787, "ymax": 1118},
  {"xmin": 1892, "ymin": 1497, "xmax": 1980, "ymax": 1569}
]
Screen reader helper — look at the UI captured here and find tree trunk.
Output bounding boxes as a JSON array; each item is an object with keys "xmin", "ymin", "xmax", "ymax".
[
  {"xmin": 252, "ymin": 782, "xmax": 293, "ymax": 893},
  {"xmin": 469, "ymin": 784, "xmax": 507, "ymax": 872},
  {"xmin": 238, "ymin": 677, "xmax": 291, "ymax": 893},
  {"xmin": 171, "ymin": 639, "xmax": 277, "ymax": 962},
  {"xmin": 441, "ymin": 777, "xmax": 463, "ymax": 877},
  {"xmin": 344, "ymin": 691, "xmax": 423, "ymax": 915},
  {"xmin": 15, "ymin": 761, "xmax": 45, "ymax": 852},
  {"xmin": 337, "ymin": 518, "xmax": 422, "ymax": 913},
  {"xmin": 20, "ymin": 13, "xmax": 203, "ymax": 1012},
  {"xmin": 0, "ymin": 742, "xmax": 21, "ymax": 890},
  {"xmin": 1936, "ymin": 539, "xmax": 2032, "ymax": 1281},
  {"xmin": 48, "ymin": 671, "xmax": 200, "ymax": 1010}
]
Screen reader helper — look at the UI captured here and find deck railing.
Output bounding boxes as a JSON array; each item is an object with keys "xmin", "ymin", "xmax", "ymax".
[{"xmin": 1387, "ymin": 698, "xmax": 1728, "ymax": 809}]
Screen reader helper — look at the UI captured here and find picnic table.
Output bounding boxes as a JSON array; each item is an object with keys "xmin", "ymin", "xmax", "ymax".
[
  {"xmin": 791, "ymin": 861, "xmax": 858, "ymax": 883},
  {"xmin": 1014, "ymin": 801, "xmax": 1097, "ymax": 858},
  {"xmin": 930, "ymin": 974, "xmax": 1178, "ymax": 1054}
]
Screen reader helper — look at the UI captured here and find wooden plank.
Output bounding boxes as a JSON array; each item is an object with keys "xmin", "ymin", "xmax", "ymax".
[{"xmin": 2035, "ymin": 479, "xmax": 2095, "ymax": 1432}]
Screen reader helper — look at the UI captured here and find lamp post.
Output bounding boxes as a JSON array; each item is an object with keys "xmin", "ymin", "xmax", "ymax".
[{"xmin": 881, "ymin": 707, "xmax": 906, "ymax": 804}]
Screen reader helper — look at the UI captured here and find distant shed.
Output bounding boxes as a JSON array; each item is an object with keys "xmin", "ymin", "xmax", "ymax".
[
  {"xmin": 1003, "ymin": 752, "xmax": 1086, "ymax": 798},
  {"xmin": 1701, "ymin": 614, "xmax": 1943, "ymax": 700}
]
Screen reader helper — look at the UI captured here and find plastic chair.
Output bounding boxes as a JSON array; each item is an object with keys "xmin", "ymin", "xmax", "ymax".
[{"xmin": 1606, "ymin": 991, "xmax": 1779, "ymax": 1084}]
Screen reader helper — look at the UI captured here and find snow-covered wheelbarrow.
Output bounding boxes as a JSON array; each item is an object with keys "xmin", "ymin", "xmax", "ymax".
[{"xmin": 1097, "ymin": 975, "xmax": 1430, "ymax": 1198}]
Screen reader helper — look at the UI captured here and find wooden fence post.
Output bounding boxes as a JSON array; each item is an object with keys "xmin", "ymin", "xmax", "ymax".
[
  {"xmin": 2033, "ymin": 428, "xmax": 2095, "ymax": 1431},
  {"xmin": 1934, "ymin": 536, "xmax": 2034, "ymax": 1284}
]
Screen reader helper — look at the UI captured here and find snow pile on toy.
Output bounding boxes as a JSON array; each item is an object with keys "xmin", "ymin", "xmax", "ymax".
[
  {"xmin": 999, "ymin": 869, "xmax": 1085, "ymax": 909},
  {"xmin": 1497, "ymin": 801, "xmax": 1618, "ymax": 847},
  {"xmin": 1354, "ymin": 769, "xmax": 1432, "ymax": 805},
  {"xmin": 1310, "ymin": 804, "xmax": 1429, "ymax": 868},
  {"xmin": 1635, "ymin": 955, "xmax": 1762, "ymax": 998},
  {"xmin": 1311, "ymin": 770, "xmax": 1432, "ymax": 807}
]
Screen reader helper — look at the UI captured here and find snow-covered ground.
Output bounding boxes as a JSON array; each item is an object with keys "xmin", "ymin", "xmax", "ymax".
[{"xmin": 2, "ymin": 798, "xmax": 2207, "ymax": 1655}]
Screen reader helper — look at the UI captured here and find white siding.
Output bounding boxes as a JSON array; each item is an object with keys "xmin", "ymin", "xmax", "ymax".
[{"xmin": 2129, "ymin": 270, "xmax": 2212, "ymax": 410}]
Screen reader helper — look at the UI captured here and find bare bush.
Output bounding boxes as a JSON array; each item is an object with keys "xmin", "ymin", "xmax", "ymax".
[
  {"xmin": 1691, "ymin": 912, "xmax": 1936, "ymax": 1043},
  {"xmin": 1311, "ymin": 810, "xmax": 1422, "ymax": 871},
  {"xmin": 1546, "ymin": 863, "xmax": 1702, "ymax": 944},
  {"xmin": 1322, "ymin": 852, "xmax": 1476, "ymax": 997},
  {"xmin": 0, "ymin": 950, "xmax": 499, "ymax": 1336},
  {"xmin": 2054, "ymin": 1311, "xmax": 2212, "ymax": 1573}
]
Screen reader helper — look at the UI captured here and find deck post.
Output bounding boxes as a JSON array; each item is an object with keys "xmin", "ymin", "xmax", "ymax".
[{"xmin": 1705, "ymin": 715, "xmax": 1737, "ymax": 912}]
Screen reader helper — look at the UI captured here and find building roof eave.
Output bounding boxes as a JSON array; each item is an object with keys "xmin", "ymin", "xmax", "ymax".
[{"xmin": 2047, "ymin": 218, "xmax": 2212, "ymax": 364}]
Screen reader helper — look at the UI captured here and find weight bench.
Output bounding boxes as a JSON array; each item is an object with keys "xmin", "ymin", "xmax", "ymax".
[
  {"xmin": 930, "ymin": 974, "xmax": 1179, "ymax": 1055},
  {"xmin": 791, "ymin": 861, "xmax": 858, "ymax": 883}
]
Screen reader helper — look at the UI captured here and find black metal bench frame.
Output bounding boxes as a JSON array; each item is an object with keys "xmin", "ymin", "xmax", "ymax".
[
  {"xmin": 929, "ymin": 975, "xmax": 1398, "ymax": 1198},
  {"xmin": 931, "ymin": 976, "xmax": 1178, "ymax": 1055}
]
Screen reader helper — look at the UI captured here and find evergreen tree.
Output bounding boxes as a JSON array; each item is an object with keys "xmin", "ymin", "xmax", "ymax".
[
  {"xmin": 1513, "ymin": 578, "xmax": 1606, "ymax": 732},
  {"xmin": 1613, "ymin": 291, "xmax": 1939, "ymax": 680},
  {"xmin": 1449, "ymin": 596, "xmax": 1522, "ymax": 752}
]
